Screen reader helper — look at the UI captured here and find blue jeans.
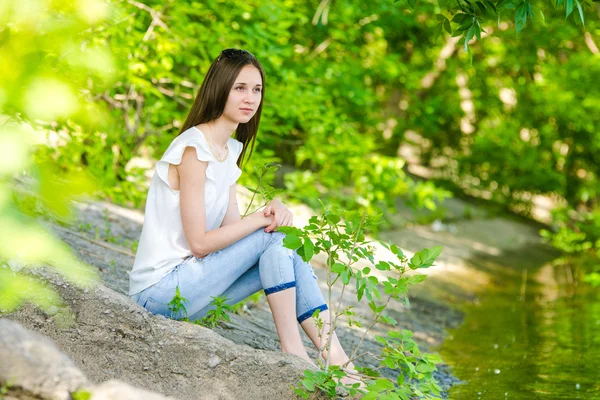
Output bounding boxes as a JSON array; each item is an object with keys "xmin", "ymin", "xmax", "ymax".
[{"xmin": 131, "ymin": 228, "xmax": 328, "ymax": 323}]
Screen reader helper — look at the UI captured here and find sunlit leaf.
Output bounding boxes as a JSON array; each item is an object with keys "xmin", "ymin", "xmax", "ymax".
[
  {"xmin": 283, "ymin": 234, "xmax": 303, "ymax": 250},
  {"xmin": 515, "ymin": 2, "xmax": 528, "ymax": 34},
  {"xmin": 565, "ymin": 0, "xmax": 574, "ymax": 17}
]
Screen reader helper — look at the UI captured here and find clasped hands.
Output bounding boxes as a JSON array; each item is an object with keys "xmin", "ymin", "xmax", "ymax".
[{"xmin": 262, "ymin": 199, "xmax": 293, "ymax": 233}]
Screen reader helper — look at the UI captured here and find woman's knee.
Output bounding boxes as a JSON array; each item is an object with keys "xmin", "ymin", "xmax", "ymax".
[
  {"xmin": 248, "ymin": 227, "xmax": 285, "ymax": 248},
  {"xmin": 258, "ymin": 232, "xmax": 296, "ymax": 288},
  {"xmin": 261, "ymin": 230, "xmax": 293, "ymax": 255},
  {"xmin": 267, "ymin": 230, "xmax": 286, "ymax": 244},
  {"xmin": 248, "ymin": 227, "xmax": 268, "ymax": 240},
  {"xmin": 294, "ymin": 254, "xmax": 318, "ymax": 280},
  {"xmin": 264, "ymin": 233, "xmax": 317, "ymax": 278}
]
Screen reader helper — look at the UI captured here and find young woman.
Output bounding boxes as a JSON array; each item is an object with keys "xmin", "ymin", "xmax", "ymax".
[{"xmin": 128, "ymin": 49, "xmax": 359, "ymax": 382}]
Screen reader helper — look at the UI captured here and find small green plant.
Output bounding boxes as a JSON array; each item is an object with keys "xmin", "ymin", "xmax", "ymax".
[
  {"xmin": 102, "ymin": 208, "xmax": 110, "ymax": 231},
  {"xmin": 167, "ymin": 285, "xmax": 190, "ymax": 320},
  {"xmin": 71, "ymin": 389, "xmax": 92, "ymax": 400},
  {"xmin": 232, "ymin": 291, "xmax": 262, "ymax": 314},
  {"xmin": 166, "ymin": 288, "xmax": 236, "ymax": 329},
  {"xmin": 279, "ymin": 202, "xmax": 444, "ymax": 399},
  {"xmin": 463, "ymin": 205, "xmax": 474, "ymax": 220},
  {"xmin": 0, "ymin": 380, "xmax": 13, "ymax": 399},
  {"xmin": 78, "ymin": 222, "xmax": 92, "ymax": 232},
  {"xmin": 196, "ymin": 295, "xmax": 236, "ymax": 329},
  {"xmin": 297, "ymin": 366, "xmax": 354, "ymax": 398},
  {"xmin": 108, "ymin": 259, "xmax": 116, "ymax": 274}
]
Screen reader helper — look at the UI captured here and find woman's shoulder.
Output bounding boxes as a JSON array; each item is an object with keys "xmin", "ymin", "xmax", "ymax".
[
  {"xmin": 160, "ymin": 126, "xmax": 215, "ymax": 164},
  {"xmin": 178, "ymin": 126, "xmax": 241, "ymax": 157},
  {"xmin": 177, "ymin": 126, "xmax": 206, "ymax": 145},
  {"xmin": 164, "ymin": 127, "xmax": 242, "ymax": 163}
]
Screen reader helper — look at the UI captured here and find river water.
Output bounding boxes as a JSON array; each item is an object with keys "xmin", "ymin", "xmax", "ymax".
[{"xmin": 440, "ymin": 260, "xmax": 600, "ymax": 399}]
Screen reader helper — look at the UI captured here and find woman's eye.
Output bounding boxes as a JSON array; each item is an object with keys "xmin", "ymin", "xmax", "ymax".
[
  {"xmin": 254, "ymin": 88, "xmax": 262, "ymax": 93},
  {"xmin": 236, "ymin": 86, "xmax": 244, "ymax": 91}
]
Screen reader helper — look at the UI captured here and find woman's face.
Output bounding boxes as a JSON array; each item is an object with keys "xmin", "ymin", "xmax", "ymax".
[{"xmin": 222, "ymin": 64, "xmax": 263, "ymax": 124}]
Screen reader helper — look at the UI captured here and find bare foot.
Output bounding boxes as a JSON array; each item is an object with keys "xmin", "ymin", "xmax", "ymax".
[
  {"xmin": 339, "ymin": 364, "xmax": 367, "ymax": 391},
  {"xmin": 283, "ymin": 348, "xmax": 316, "ymax": 367},
  {"xmin": 303, "ymin": 355, "xmax": 317, "ymax": 367}
]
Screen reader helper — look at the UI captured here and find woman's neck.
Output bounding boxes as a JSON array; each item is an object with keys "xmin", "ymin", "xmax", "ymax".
[{"xmin": 198, "ymin": 118, "xmax": 237, "ymax": 148}]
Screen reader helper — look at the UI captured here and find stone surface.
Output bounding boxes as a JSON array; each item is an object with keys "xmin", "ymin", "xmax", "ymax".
[
  {"xmin": 88, "ymin": 379, "xmax": 174, "ymax": 400},
  {"xmin": 0, "ymin": 319, "xmax": 176, "ymax": 400},
  {"xmin": 0, "ymin": 319, "xmax": 89, "ymax": 400},
  {"xmin": 3, "ymin": 265, "xmax": 313, "ymax": 400}
]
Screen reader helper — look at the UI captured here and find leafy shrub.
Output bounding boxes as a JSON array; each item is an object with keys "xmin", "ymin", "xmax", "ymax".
[{"xmin": 279, "ymin": 203, "xmax": 445, "ymax": 399}]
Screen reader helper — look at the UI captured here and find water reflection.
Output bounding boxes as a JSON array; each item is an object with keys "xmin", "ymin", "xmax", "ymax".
[{"xmin": 440, "ymin": 260, "xmax": 600, "ymax": 399}]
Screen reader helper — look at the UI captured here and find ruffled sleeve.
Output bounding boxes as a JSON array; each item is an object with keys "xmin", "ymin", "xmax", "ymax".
[{"xmin": 155, "ymin": 136, "xmax": 217, "ymax": 193}]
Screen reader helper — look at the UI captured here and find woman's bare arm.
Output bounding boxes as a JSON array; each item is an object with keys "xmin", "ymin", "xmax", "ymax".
[
  {"xmin": 177, "ymin": 146, "xmax": 272, "ymax": 257},
  {"xmin": 220, "ymin": 184, "xmax": 241, "ymax": 227}
]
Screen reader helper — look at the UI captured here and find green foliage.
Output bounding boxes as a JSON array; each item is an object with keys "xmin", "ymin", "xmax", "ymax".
[
  {"xmin": 541, "ymin": 207, "xmax": 600, "ymax": 255},
  {"xmin": 166, "ymin": 287, "xmax": 236, "ymax": 329},
  {"xmin": 0, "ymin": 380, "xmax": 12, "ymax": 398},
  {"xmin": 279, "ymin": 203, "xmax": 444, "ymax": 398},
  {"xmin": 167, "ymin": 285, "xmax": 190, "ymax": 320},
  {"xmin": 3, "ymin": 3, "xmax": 597, "ymax": 395},
  {"xmin": 71, "ymin": 390, "xmax": 92, "ymax": 400},
  {"xmin": 540, "ymin": 206, "xmax": 600, "ymax": 281},
  {"xmin": 38, "ymin": 0, "xmax": 595, "ymax": 240},
  {"xmin": 7, "ymin": 0, "xmax": 597, "ymax": 265},
  {"xmin": 0, "ymin": 0, "xmax": 109, "ymax": 315},
  {"xmin": 33, "ymin": 0, "xmax": 453, "ymax": 224},
  {"xmin": 367, "ymin": 330, "xmax": 444, "ymax": 399},
  {"xmin": 0, "ymin": 268, "xmax": 62, "ymax": 314},
  {"xmin": 408, "ymin": 246, "xmax": 444, "ymax": 269},
  {"xmin": 430, "ymin": 0, "xmax": 593, "ymax": 51},
  {"xmin": 397, "ymin": 0, "xmax": 600, "ymax": 267},
  {"xmin": 242, "ymin": 162, "xmax": 282, "ymax": 217},
  {"xmin": 294, "ymin": 367, "xmax": 362, "ymax": 399},
  {"xmin": 583, "ymin": 272, "xmax": 600, "ymax": 287},
  {"xmin": 196, "ymin": 295, "xmax": 237, "ymax": 329}
]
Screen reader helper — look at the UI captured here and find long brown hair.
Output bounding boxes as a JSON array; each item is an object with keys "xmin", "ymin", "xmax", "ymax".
[{"xmin": 179, "ymin": 49, "xmax": 265, "ymax": 168}]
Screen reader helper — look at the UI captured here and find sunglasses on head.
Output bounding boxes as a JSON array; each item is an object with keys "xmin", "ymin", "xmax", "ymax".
[{"xmin": 217, "ymin": 48, "xmax": 254, "ymax": 61}]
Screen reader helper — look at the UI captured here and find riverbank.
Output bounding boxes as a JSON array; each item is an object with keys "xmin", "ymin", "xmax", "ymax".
[{"xmin": 38, "ymin": 186, "xmax": 559, "ymax": 398}]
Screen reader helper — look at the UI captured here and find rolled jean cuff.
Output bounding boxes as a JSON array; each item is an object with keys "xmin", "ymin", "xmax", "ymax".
[
  {"xmin": 297, "ymin": 304, "xmax": 328, "ymax": 324},
  {"xmin": 264, "ymin": 281, "xmax": 296, "ymax": 296}
]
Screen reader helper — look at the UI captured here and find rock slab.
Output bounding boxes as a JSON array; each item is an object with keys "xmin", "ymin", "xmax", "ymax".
[{"xmin": 2, "ymin": 266, "xmax": 313, "ymax": 400}]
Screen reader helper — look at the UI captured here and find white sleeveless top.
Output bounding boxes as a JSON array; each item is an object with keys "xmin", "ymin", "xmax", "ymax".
[{"xmin": 128, "ymin": 126, "xmax": 243, "ymax": 296}]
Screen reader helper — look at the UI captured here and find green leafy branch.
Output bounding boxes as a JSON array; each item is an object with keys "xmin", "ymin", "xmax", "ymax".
[
  {"xmin": 280, "ymin": 202, "xmax": 445, "ymax": 399},
  {"xmin": 241, "ymin": 163, "xmax": 281, "ymax": 218},
  {"xmin": 423, "ymin": 0, "xmax": 592, "ymax": 56}
]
